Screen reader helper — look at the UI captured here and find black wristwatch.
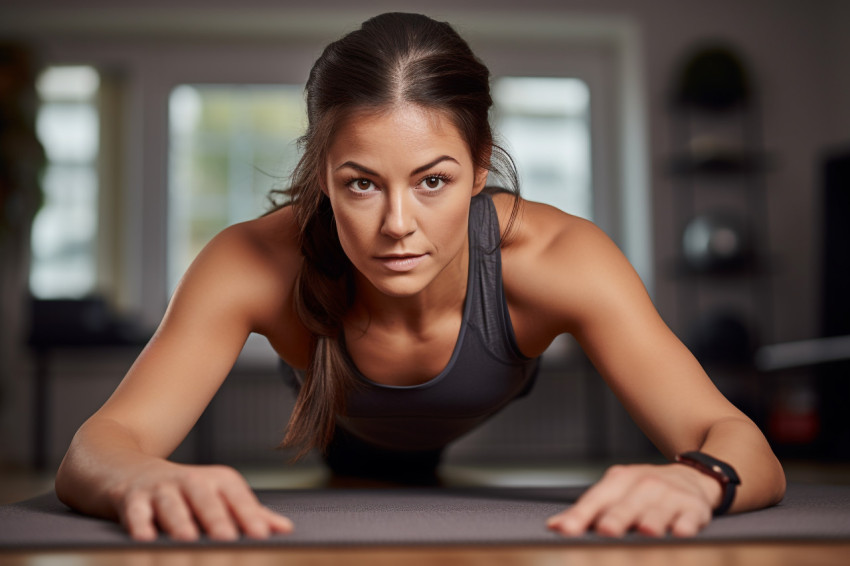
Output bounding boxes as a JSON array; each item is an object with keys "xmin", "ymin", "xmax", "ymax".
[{"xmin": 675, "ymin": 451, "xmax": 741, "ymax": 516}]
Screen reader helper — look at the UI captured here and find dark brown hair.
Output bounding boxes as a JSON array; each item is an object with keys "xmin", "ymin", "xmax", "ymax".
[{"xmin": 271, "ymin": 12, "xmax": 521, "ymax": 458}]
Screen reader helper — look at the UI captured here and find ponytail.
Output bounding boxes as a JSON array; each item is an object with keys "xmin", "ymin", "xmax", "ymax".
[{"xmin": 278, "ymin": 180, "xmax": 359, "ymax": 459}]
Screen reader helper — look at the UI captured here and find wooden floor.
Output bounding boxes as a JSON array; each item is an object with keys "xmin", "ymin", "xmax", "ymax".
[{"xmin": 2, "ymin": 543, "xmax": 850, "ymax": 566}]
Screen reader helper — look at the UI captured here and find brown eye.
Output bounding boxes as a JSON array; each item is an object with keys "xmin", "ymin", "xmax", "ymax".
[
  {"xmin": 423, "ymin": 176, "xmax": 444, "ymax": 190},
  {"xmin": 349, "ymin": 178, "xmax": 375, "ymax": 192}
]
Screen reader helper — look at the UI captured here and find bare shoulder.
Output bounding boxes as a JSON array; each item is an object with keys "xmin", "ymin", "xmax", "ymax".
[
  {"xmin": 205, "ymin": 206, "xmax": 302, "ymax": 281},
  {"xmin": 493, "ymin": 194, "xmax": 648, "ymax": 354},
  {"xmin": 169, "ymin": 205, "xmax": 309, "ymax": 362},
  {"xmin": 180, "ymin": 206, "xmax": 299, "ymax": 295},
  {"xmin": 493, "ymin": 192, "xmax": 619, "ymax": 284},
  {"xmin": 492, "ymin": 192, "xmax": 604, "ymax": 251}
]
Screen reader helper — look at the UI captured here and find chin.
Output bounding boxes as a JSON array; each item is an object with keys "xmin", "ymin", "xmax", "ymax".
[
  {"xmin": 359, "ymin": 271, "xmax": 431, "ymax": 298},
  {"xmin": 372, "ymin": 279, "xmax": 429, "ymax": 298}
]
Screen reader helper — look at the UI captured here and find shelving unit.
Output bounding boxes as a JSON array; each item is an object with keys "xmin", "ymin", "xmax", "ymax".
[{"xmin": 667, "ymin": 44, "xmax": 775, "ymax": 421}]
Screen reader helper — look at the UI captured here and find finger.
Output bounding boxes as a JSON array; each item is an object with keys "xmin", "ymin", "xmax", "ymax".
[
  {"xmin": 152, "ymin": 485, "xmax": 199, "ymax": 541},
  {"xmin": 547, "ymin": 506, "xmax": 591, "ymax": 536},
  {"xmin": 220, "ymin": 480, "xmax": 293, "ymax": 539},
  {"xmin": 547, "ymin": 489, "xmax": 616, "ymax": 535},
  {"xmin": 251, "ymin": 503, "xmax": 295, "ymax": 536},
  {"xmin": 547, "ymin": 466, "xmax": 635, "ymax": 535},
  {"xmin": 120, "ymin": 490, "xmax": 158, "ymax": 541},
  {"xmin": 670, "ymin": 507, "xmax": 711, "ymax": 538},
  {"xmin": 183, "ymin": 481, "xmax": 240, "ymax": 541},
  {"xmin": 594, "ymin": 475, "xmax": 671, "ymax": 537},
  {"xmin": 262, "ymin": 506, "xmax": 295, "ymax": 534},
  {"xmin": 221, "ymin": 482, "xmax": 270, "ymax": 539},
  {"xmin": 593, "ymin": 504, "xmax": 644, "ymax": 538},
  {"xmin": 635, "ymin": 506, "xmax": 677, "ymax": 538}
]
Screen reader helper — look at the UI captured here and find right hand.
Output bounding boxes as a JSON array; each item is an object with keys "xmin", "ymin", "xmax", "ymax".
[{"xmin": 107, "ymin": 460, "xmax": 294, "ymax": 541}]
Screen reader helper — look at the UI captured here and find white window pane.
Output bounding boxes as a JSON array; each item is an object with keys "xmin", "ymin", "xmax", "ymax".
[
  {"xmin": 30, "ymin": 65, "xmax": 100, "ymax": 299},
  {"xmin": 31, "ymin": 165, "xmax": 98, "ymax": 264},
  {"xmin": 168, "ymin": 84, "xmax": 306, "ymax": 291},
  {"xmin": 36, "ymin": 103, "xmax": 99, "ymax": 163},
  {"xmin": 493, "ymin": 77, "xmax": 589, "ymax": 116},
  {"xmin": 30, "ymin": 252, "xmax": 96, "ymax": 299},
  {"xmin": 492, "ymin": 77, "xmax": 592, "ymax": 220},
  {"xmin": 36, "ymin": 66, "xmax": 100, "ymax": 101},
  {"xmin": 170, "ymin": 85, "xmax": 203, "ymax": 135}
]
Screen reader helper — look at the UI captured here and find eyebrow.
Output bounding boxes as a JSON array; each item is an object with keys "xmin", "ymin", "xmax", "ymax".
[
  {"xmin": 412, "ymin": 155, "xmax": 460, "ymax": 175},
  {"xmin": 334, "ymin": 155, "xmax": 460, "ymax": 177}
]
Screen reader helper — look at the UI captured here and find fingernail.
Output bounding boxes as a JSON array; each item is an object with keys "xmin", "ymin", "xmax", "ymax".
[
  {"xmin": 567, "ymin": 521, "xmax": 586, "ymax": 534},
  {"xmin": 247, "ymin": 521, "xmax": 270, "ymax": 539},
  {"xmin": 212, "ymin": 526, "xmax": 238, "ymax": 541},
  {"xmin": 167, "ymin": 524, "xmax": 197, "ymax": 542},
  {"xmin": 132, "ymin": 529, "xmax": 158, "ymax": 542},
  {"xmin": 549, "ymin": 518, "xmax": 579, "ymax": 535}
]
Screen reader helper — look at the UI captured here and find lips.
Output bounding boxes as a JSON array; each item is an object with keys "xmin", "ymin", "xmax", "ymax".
[{"xmin": 376, "ymin": 253, "xmax": 427, "ymax": 272}]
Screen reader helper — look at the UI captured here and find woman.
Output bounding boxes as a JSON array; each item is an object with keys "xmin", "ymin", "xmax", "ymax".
[{"xmin": 55, "ymin": 12, "xmax": 785, "ymax": 542}]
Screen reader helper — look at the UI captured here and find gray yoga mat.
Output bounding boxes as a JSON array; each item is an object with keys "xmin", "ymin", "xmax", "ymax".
[{"xmin": 1, "ymin": 483, "xmax": 849, "ymax": 549}]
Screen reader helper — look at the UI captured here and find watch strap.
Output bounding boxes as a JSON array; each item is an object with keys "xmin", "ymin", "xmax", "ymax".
[{"xmin": 675, "ymin": 451, "xmax": 741, "ymax": 516}]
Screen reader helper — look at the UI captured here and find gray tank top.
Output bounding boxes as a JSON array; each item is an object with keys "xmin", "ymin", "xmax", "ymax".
[{"xmin": 337, "ymin": 193, "xmax": 540, "ymax": 452}]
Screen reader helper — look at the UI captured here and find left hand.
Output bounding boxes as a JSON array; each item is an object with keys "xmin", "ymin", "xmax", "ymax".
[{"xmin": 547, "ymin": 463, "xmax": 722, "ymax": 538}]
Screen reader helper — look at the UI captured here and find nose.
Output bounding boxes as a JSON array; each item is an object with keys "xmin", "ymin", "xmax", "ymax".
[{"xmin": 381, "ymin": 189, "xmax": 417, "ymax": 239}]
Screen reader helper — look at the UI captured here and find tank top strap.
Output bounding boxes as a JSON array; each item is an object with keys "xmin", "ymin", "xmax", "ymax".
[{"xmin": 468, "ymin": 193, "xmax": 530, "ymax": 363}]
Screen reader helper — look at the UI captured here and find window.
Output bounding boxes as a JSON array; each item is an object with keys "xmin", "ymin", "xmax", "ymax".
[
  {"xmin": 491, "ymin": 77, "xmax": 592, "ymax": 219},
  {"xmin": 167, "ymin": 84, "xmax": 306, "ymax": 291},
  {"xmin": 30, "ymin": 66, "xmax": 100, "ymax": 298},
  {"xmin": 166, "ymin": 78, "xmax": 592, "ymax": 291}
]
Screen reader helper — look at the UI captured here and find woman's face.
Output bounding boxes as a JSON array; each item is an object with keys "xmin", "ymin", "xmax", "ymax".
[{"xmin": 325, "ymin": 104, "xmax": 487, "ymax": 299}]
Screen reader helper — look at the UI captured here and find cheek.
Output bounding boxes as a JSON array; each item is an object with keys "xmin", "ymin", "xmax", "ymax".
[
  {"xmin": 432, "ymin": 203, "xmax": 471, "ymax": 249},
  {"xmin": 332, "ymin": 207, "xmax": 373, "ymax": 258}
]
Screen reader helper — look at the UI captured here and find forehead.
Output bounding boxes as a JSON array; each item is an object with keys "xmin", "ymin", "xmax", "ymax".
[{"xmin": 327, "ymin": 104, "xmax": 472, "ymax": 166}]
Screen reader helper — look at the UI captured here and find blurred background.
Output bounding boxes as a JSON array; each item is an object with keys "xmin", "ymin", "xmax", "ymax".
[{"xmin": 1, "ymin": 0, "xmax": 848, "ymax": 493}]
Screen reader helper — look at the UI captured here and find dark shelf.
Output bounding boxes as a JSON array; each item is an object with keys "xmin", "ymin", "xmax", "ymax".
[
  {"xmin": 669, "ymin": 151, "xmax": 771, "ymax": 177},
  {"xmin": 665, "ymin": 255, "xmax": 775, "ymax": 280}
]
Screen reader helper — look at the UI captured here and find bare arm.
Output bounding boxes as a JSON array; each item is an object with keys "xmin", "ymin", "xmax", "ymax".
[
  {"xmin": 500, "ymin": 198, "xmax": 785, "ymax": 536},
  {"xmin": 55, "ymin": 215, "xmax": 300, "ymax": 540}
]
